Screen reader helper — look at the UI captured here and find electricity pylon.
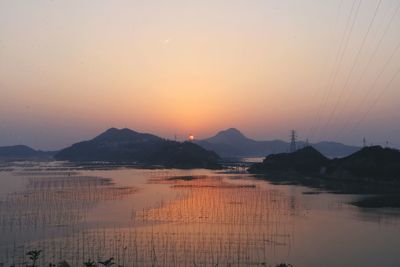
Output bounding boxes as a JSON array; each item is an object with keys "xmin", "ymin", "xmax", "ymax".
[{"xmin": 290, "ymin": 130, "xmax": 297, "ymax": 153}]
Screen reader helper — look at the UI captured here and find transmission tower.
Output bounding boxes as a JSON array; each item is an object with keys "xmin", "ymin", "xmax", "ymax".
[{"xmin": 290, "ymin": 130, "xmax": 297, "ymax": 153}]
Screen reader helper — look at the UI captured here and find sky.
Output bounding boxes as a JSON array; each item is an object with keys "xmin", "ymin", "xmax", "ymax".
[{"xmin": 1, "ymin": 0, "xmax": 400, "ymax": 150}]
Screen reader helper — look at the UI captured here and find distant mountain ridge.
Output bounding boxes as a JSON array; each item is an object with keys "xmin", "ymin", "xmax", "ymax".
[
  {"xmin": 0, "ymin": 145, "xmax": 54, "ymax": 161},
  {"xmin": 0, "ymin": 127, "xmax": 360, "ymax": 164},
  {"xmin": 55, "ymin": 128, "xmax": 221, "ymax": 169},
  {"xmin": 195, "ymin": 128, "xmax": 360, "ymax": 158}
]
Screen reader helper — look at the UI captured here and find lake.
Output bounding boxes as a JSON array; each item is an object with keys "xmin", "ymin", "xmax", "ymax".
[{"xmin": 0, "ymin": 162, "xmax": 399, "ymax": 267}]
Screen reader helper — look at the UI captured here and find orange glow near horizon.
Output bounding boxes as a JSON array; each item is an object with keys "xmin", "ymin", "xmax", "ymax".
[{"xmin": 1, "ymin": 1, "xmax": 400, "ymax": 149}]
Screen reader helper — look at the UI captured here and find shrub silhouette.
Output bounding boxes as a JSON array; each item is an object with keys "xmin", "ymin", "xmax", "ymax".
[
  {"xmin": 84, "ymin": 259, "xmax": 97, "ymax": 267},
  {"xmin": 98, "ymin": 258, "xmax": 115, "ymax": 267},
  {"xmin": 26, "ymin": 250, "xmax": 41, "ymax": 267},
  {"xmin": 4, "ymin": 248, "xmax": 293, "ymax": 267}
]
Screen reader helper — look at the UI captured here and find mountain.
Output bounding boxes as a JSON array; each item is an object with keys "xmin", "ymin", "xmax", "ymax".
[
  {"xmin": 249, "ymin": 145, "xmax": 400, "ymax": 182},
  {"xmin": 203, "ymin": 128, "xmax": 249, "ymax": 144},
  {"xmin": 55, "ymin": 128, "xmax": 221, "ymax": 169},
  {"xmin": 331, "ymin": 146, "xmax": 400, "ymax": 181},
  {"xmin": 249, "ymin": 146, "xmax": 329, "ymax": 174},
  {"xmin": 195, "ymin": 128, "xmax": 288, "ymax": 157},
  {"xmin": 0, "ymin": 145, "xmax": 54, "ymax": 161},
  {"xmin": 195, "ymin": 128, "xmax": 359, "ymax": 158}
]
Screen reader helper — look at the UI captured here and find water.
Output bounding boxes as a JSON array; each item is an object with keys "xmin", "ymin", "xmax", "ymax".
[{"xmin": 0, "ymin": 162, "xmax": 399, "ymax": 267}]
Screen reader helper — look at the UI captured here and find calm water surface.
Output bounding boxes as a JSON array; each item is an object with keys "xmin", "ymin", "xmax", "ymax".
[{"xmin": 0, "ymin": 162, "xmax": 399, "ymax": 267}]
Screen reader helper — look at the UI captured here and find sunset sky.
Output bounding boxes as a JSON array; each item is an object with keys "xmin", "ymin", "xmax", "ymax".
[{"xmin": 1, "ymin": 0, "xmax": 400, "ymax": 150}]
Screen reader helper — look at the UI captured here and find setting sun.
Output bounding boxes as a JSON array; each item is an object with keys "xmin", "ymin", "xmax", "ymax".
[
  {"xmin": 1, "ymin": 1, "xmax": 400, "ymax": 266},
  {"xmin": 188, "ymin": 134, "xmax": 195, "ymax": 142}
]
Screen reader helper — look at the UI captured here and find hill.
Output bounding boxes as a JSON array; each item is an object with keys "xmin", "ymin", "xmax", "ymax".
[
  {"xmin": 55, "ymin": 128, "xmax": 221, "ymax": 169},
  {"xmin": 0, "ymin": 145, "xmax": 54, "ymax": 161},
  {"xmin": 195, "ymin": 128, "xmax": 360, "ymax": 158},
  {"xmin": 249, "ymin": 146, "xmax": 329, "ymax": 174},
  {"xmin": 331, "ymin": 146, "xmax": 400, "ymax": 181},
  {"xmin": 249, "ymin": 145, "xmax": 400, "ymax": 182}
]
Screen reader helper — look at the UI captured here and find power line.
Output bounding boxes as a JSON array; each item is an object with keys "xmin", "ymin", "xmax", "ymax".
[
  {"xmin": 350, "ymin": 64, "xmax": 400, "ymax": 133},
  {"xmin": 315, "ymin": 0, "xmax": 362, "ymax": 141},
  {"xmin": 306, "ymin": 0, "xmax": 345, "ymax": 139},
  {"xmin": 318, "ymin": 0, "xmax": 382, "ymax": 141},
  {"xmin": 333, "ymin": 0, "xmax": 400, "ymax": 139},
  {"xmin": 308, "ymin": 0, "xmax": 360, "ymax": 141},
  {"xmin": 308, "ymin": 0, "xmax": 358, "ymax": 140},
  {"xmin": 336, "ymin": 34, "xmax": 400, "ymax": 139}
]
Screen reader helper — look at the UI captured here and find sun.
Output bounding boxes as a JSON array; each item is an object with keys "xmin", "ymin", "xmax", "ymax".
[{"xmin": 188, "ymin": 134, "xmax": 195, "ymax": 142}]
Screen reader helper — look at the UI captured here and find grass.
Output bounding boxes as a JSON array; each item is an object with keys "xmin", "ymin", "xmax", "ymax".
[{"xmin": 4, "ymin": 250, "xmax": 293, "ymax": 267}]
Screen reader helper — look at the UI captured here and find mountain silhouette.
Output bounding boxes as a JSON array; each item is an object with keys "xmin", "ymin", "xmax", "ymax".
[
  {"xmin": 0, "ymin": 145, "xmax": 54, "ymax": 161},
  {"xmin": 195, "ymin": 128, "xmax": 359, "ymax": 158},
  {"xmin": 249, "ymin": 146, "xmax": 329, "ymax": 174},
  {"xmin": 195, "ymin": 128, "xmax": 287, "ymax": 157},
  {"xmin": 331, "ymin": 146, "xmax": 400, "ymax": 180},
  {"xmin": 250, "ymin": 145, "xmax": 400, "ymax": 182},
  {"xmin": 55, "ymin": 128, "xmax": 220, "ymax": 169},
  {"xmin": 205, "ymin": 128, "xmax": 249, "ymax": 144},
  {"xmin": 92, "ymin": 127, "xmax": 161, "ymax": 143}
]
